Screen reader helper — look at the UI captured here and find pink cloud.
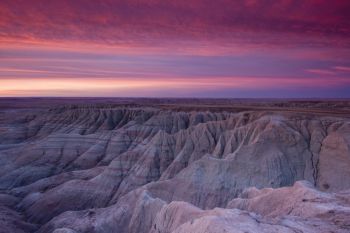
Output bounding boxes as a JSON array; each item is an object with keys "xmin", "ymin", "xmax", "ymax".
[
  {"xmin": 334, "ymin": 66, "xmax": 350, "ymax": 72},
  {"xmin": 306, "ymin": 69, "xmax": 337, "ymax": 76},
  {"xmin": 0, "ymin": 0, "xmax": 349, "ymax": 48}
]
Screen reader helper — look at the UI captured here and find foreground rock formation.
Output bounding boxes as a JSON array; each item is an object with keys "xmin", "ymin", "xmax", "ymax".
[{"xmin": 0, "ymin": 99, "xmax": 349, "ymax": 233}]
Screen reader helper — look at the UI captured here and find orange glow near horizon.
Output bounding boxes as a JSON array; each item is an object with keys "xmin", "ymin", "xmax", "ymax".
[{"xmin": 1, "ymin": 77, "xmax": 349, "ymax": 97}]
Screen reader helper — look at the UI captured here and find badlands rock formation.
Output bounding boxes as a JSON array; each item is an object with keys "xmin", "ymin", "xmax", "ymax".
[{"xmin": 0, "ymin": 98, "xmax": 349, "ymax": 233}]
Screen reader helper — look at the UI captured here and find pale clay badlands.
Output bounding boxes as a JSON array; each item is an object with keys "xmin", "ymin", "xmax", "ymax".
[{"xmin": 0, "ymin": 99, "xmax": 349, "ymax": 233}]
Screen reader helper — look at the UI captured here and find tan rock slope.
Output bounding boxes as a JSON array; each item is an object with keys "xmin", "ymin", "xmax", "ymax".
[{"xmin": 0, "ymin": 99, "xmax": 349, "ymax": 233}]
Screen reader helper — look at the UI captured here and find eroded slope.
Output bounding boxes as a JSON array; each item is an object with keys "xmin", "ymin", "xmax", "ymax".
[{"xmin": 0, "ymin": 104, "xmax": 349, "ymax": 232}]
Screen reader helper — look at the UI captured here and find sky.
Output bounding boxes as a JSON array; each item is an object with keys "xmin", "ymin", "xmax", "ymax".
[{"xmin": 1, "ymin": 0, "xmax": 350, "ymax": 98}]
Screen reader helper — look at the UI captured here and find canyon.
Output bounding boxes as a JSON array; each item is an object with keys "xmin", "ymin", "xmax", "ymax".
[{"xmin": 0, "ymin": 98, "xmax": 349, "ymax": 233}]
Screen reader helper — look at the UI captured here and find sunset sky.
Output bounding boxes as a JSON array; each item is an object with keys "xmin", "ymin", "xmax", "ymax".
[{"xmin": 1, "ymin": 0, "xmax": 350, "ymax": 97}]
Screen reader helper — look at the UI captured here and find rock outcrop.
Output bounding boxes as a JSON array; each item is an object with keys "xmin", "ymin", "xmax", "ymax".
[{"xmin": 0, "ymin": 100, "xmax": 349, "ymax": 232}]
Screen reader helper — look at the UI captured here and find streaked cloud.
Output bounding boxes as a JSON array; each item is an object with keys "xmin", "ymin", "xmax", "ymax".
[
  {"xmin": 334, "ymin": 66, "xmax": 350, "ymax": 72},
  {"xmin": 1, "ymin": 0, "xmax": 349, "ymax": 46},
  {"xmin": 306, "ymin": 69, "xmax": 337, "ymax": 76},
  {"xmin": 0, "ymin": 0, "xmax": 349, "ymax": 97}
]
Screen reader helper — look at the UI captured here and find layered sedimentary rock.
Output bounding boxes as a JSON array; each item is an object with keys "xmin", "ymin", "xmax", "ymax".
[{"xmin": 0, "ymin": 101, "xmax": 349, "ymax": 232}]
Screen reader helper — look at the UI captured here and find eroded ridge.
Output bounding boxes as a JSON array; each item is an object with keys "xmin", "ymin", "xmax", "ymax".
[{"xmin": 0, "ymin": 100, "xmax": 349, "ymax": 233}]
